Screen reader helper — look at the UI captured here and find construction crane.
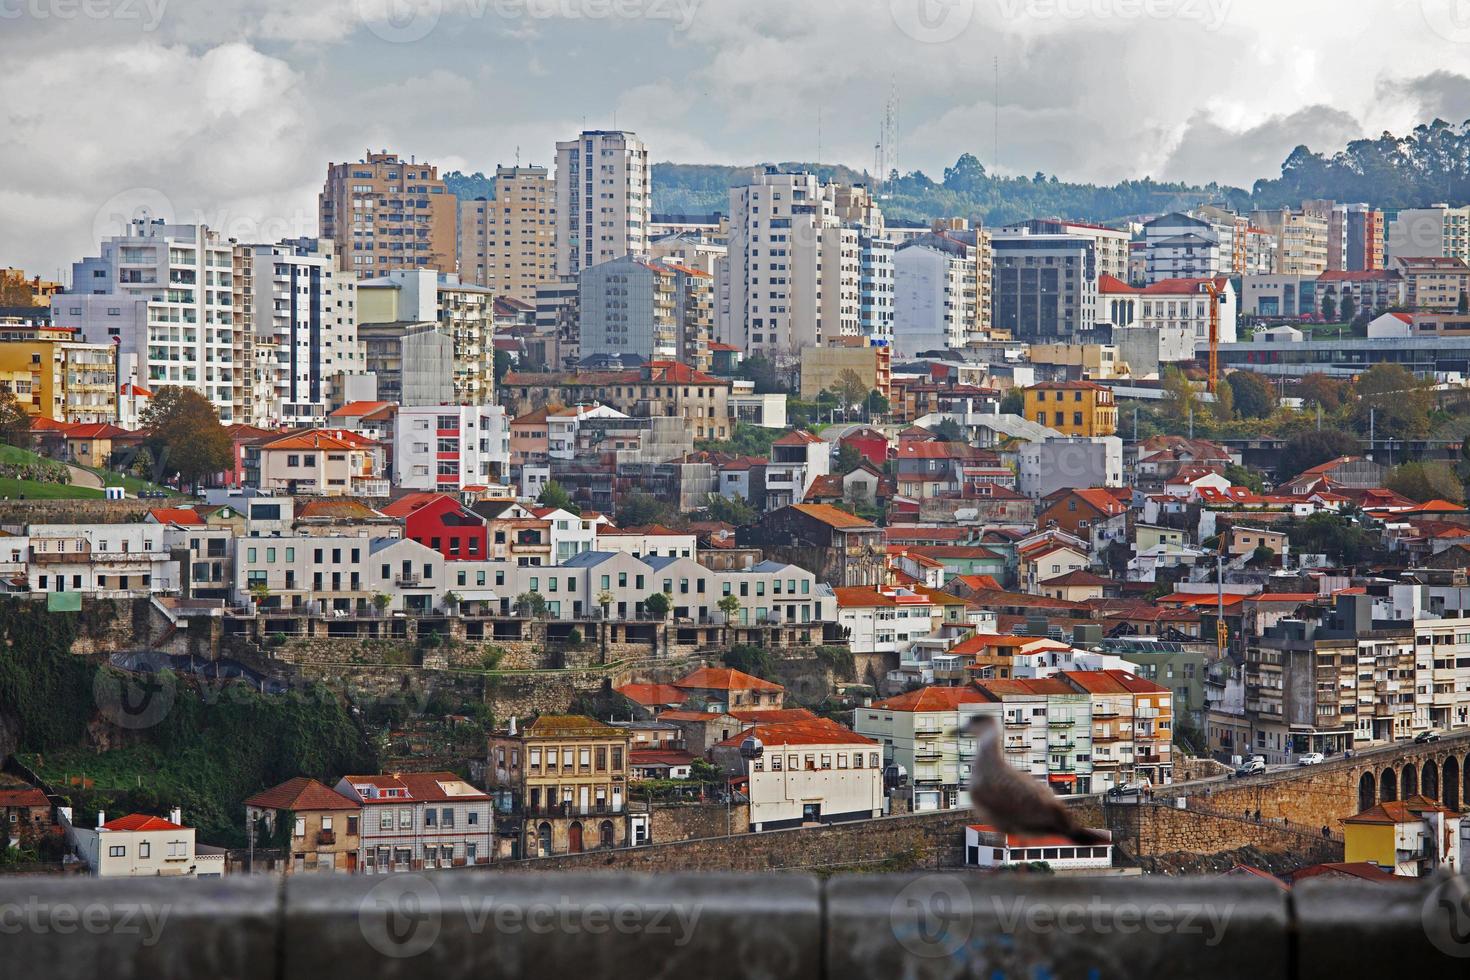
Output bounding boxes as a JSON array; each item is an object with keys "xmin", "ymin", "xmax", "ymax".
[{"xmin": 1203, "ymin": 277, "xmax": 1223, "ymax": 393}]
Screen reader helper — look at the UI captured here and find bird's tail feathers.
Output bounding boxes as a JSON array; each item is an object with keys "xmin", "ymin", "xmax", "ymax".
[{"xmin": 1068, "ymin": 827, "xmax": 1111, "ymax": 846}]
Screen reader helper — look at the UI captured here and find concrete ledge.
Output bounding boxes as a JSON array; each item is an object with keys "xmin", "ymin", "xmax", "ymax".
[{"xmin": 2, "ymin": 872, "xmax": 1468, "ymax": 977}]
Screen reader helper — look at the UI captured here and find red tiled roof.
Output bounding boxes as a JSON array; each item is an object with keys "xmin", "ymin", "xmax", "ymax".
[
  {"xmin": 872, "ymin": 686, "xmax": 990, "ymax": 711},
  {"xmin": 675, "ymin": 667, "xmax": 783, "ymax": 693},
  {"xmin": 1139, "ymin": 275, "xmax": 1230, "ymax": 295},
  {"xmin": 774, "ymin": 429, "xmax": 824, "ymax": 446},
  {"xmin": 789, "ymin": 503, "xmax": 876, "ymax": 530},
  {"xmin": 147, "ymin": 507, "xmax": 203, "ymax": 526},
  {"xmin": 103, "ymin": 813, "xmax": 185, "ymax": 832},
  {"xmin": 328, "ymin": 401, "xmax": 393, "ymax": 419},
  {"xmin": 615, "ymin": 683, "xmax": 688, "ymax": 707},
  {"xmin": 715, "ymin": 717, "xmax": 874, "ymax": 748},
  {"xmin": 244, "ymin": 777, "xmax": 359, "ymax": 812},
  {"xmin": 379, "ymin": 492, "xmax": 455, "ymax": 518},
  {"xmin": 0, "ymin": 787, "xmax": 48, "ymax": 808},
  {"xmin": 728, "ymin": 708, "xmax": 817, "ymax": 723},
  {"xmin": 1097, "ymin": 273, "xmax": 1140, "ymax": 295}
]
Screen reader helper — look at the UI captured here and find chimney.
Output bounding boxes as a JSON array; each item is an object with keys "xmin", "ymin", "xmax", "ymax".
[
  {"xmin": 170, "ymin": 807, "xmax": 182, "ymax": 826},
  {"xmin": 96, "ymin": 810, "xmax": 105, "ymax": 829}
]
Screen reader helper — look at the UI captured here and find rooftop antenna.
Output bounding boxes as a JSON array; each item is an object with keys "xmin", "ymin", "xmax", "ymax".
[
  {"xmin": 993, "ymin": 56, "xmax": 1000, "ymax": 175},
  {"xmin": 817, "ymin": 106, "xmax": 823, "ymax": 172}
]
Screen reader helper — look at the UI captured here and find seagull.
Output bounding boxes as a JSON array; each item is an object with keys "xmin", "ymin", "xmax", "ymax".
[{"xmin": 965, "ymin": 714, "xmax": 1109, "ymax": 845}]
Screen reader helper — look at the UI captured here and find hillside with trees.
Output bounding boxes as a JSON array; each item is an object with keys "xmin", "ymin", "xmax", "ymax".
[{"xmin": 446, "ymin": 118, "xmax": 1470, "ymax": 227}]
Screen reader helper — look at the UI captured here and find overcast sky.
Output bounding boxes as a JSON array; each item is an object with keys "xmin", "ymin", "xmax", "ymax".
[{"xmin": 4, "ymin": 0, "xmax": 1470, "ymax": 278}]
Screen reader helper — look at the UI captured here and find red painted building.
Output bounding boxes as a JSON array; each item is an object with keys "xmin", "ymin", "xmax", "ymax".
[
  {"xmin": 381, "ymin": 493, "xmax": 488, "ymax": 561},
  {"xmin": 838, "ymin": 426, "xmax": 890, "ymax": 468}
]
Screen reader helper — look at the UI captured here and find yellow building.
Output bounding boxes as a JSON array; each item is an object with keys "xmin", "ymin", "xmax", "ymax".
[
  {"xmin": 0, "ymin": 330, "xmax": 117, "ymax": 423},
  {"xmin": 1023, "ymin": 380, "xmax": 1117, "ymax": 437},
  {"xmin": 1342, "ymin": 795, "xmax": 1462, "ymax": 877},
  {"xmin": 799, "ymin": 342, "xmax": 893, "ymax": 402},
  {"xmin": 0, "ymin": 267, "xmax": 61, "ymax": 307},
  {"xmin": 486, "ymin": 714, "xmax": 632, "ymax": 858}
]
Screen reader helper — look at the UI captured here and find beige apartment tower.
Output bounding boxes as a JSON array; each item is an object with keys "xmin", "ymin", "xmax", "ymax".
[
  {"xmin": 458, "ymin": 165, "xmax": 557, "ymax": 304},
  {"xmin": 319, "ymin": 151, "xmax": 458, "ymax": 276}
]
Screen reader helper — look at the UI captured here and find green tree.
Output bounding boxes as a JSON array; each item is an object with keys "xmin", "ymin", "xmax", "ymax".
[
  {"xmin": 833, "ymin": 369, "xmax": 868, "ymax": 411},
  {"xmin": 0, "ymin": 389, "xmax": 32, "ymax": 449},
  {"xmin": 619, "ymin": 491, "xmax": 672, "ymax": 527},
  {"xmin": 1353, "ymin": 363, "xmax": 1433, "ymax": 439},
  {"xmin": 932, "ymin": 418, "xmax": 965, "ymax": 443},
  {"xmin": 722, "ymin": 643, "xmax": 775, "ymax": 679},
  {"xmin": 1000, "ymin": 389, "xmax": 1025, "ymax": 415},
  {"xmin": 704, "ymin": 492, "xmax": 757, "ymax": 526},
  {"xmin": 1248, "ymin": 545, "xmax": 1276, "ymax": 567},
  {"xmin": 1226, "ymin": 371, "xmax": 1276, "ymax": 419},
  {"xmin": 1284, "ymin": 512, "xmax": 1376, "ymax": 565},
  {"xmin": 863, "ymin": 390, "xmax": 890, "ymax": 418},
  {"xmin": 1295, "ymin": 373, "xmax": 1348, "ymax": 412},
  {"xmin": 717, "ymin": 594, "xmax": 742, "ymax": 645},
  {"xmin": 1460, "ymin": 292, "xmax": 1469, "ymax": 315},
  {"xmin": 372, "ymin": 593, "xmax": 392, "ymax": 615},
  {"xmin": 1319, "ymin": 295, "xmax": 1336, "ymax": 322},
  {"xmin": 1211, "ymin": 374, "xmax": 1235, "ymax": 422},
  {"xmin": 537, "ymin": 480, "xmax": 579, "ymax": 514},
  {"xmin": 1387, "ymin": 461, "xmax": 1465, "ymax": 504},
  {"xmin": 516, "ymin": 591, "xmax": 548, "ymax": 618},
  {"xmin": 1278, "ymin": 430, "xmax": 1363, "ymax": 480},
  {"xmin": 139, "ymin": 386, "xmax": 232, "ymax": 491},
  {"xmin": 1340, "ymin": 293, "xmax": 1357, "ymax": 324},
  {"xmin": 834, "ymin": 443, "xmax": 863, "ymax": 475},
  {"xmin": 493, "ymin": 349, "xmax": 513, "ymax": 386},
  {"xmin": 1223, "ymin": 463, "xmax": 1265, "ymax": 493},
  {"xmin": 643, "ymin": 591, "xmax": 671, "ymax": 620},
  {"xmin": 1161, "ymin": 366, "xmax": 1199, "ymax": 422}
]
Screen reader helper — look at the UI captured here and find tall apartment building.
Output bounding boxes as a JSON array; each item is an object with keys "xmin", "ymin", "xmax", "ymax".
[
  {"xmin": 989, "ymin": 229, "xmax": 1098, "ymax": 342},
  {"xmin": 579, "ymin": 255, "xmax": 678, "ymax": 365},
  {"xmin": 55, "ymin": 219, "xmax": 238, "ymax": 420},
  {"xmin": 1141, "ymin": 213, "xmax": 1222, "ymax": 283},
  {"xmin": 1000, "ymin": 218, "xmax": 1129, "ymax": 281},
  {"xmin": 456, "ymin": 165, "xmax": 557, "ymax": 304},
  {"xmin": 358, "ymin": 269, "xmax": 494, "ymax": 404},
  {"xmin": 318, "ymin": 151, "xmax": 457, "ymax": 276},
  {"xmin": 1303, "ymin": 199, "xmax": 1348, "ymax": 271},
  {"xmin": 555, "ymin": 131, "xmax": 651, "ymax": 278},
  {"xmin": 834, "ymin": 185, "xmax": 895, "ymax": 342},
  {"xmin": 1250, "ymin": 207, "xmax": 1329, "ymax": 276},
  {"xmin": 719, "ymin": 169, "xmax": 886, "ymax": 357},
  {"xmin": 893, "ymin": 232, "xmax": 979, "ymax": 356},
  {"xmin": 1194, "ymin": 205, "xmax": 1246, "ymax": 274},
  {"xmin": 233, "ymin": 238, "xmax": 360, "ymax": 428},
  {"xmin": 1388, "ymin": 204, "xmax": 1470, "ymax": 265},
  {"xmin": 1344, "ymin": 204, "xmax": 1386, "ymax": 271}
]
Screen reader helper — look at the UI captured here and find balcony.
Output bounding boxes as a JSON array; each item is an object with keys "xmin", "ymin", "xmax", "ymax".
[
  {"xmin": 396, "ymin": 573, "xmax": 422, "ymax": 587},
  {"xmin": 1048, "ymin": 718, "xmax": 1075, "ymax": 728},
  {"xmin": 317, "ymin": 830, "xmax": 336, "ymax": 846}
]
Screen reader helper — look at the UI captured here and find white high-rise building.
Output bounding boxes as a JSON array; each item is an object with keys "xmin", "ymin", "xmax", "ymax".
[
  {"xmin": 234, "ymin": 238, "xmax": 361, "ymax": 428},
  {"xmin": 718, "ymin": 169, "xmax": 887, "ymax": 358},
  {"xmin": 1388, "ymin": 204, "xmax": 1470, "ymax": 265},
  {"xmin": 555, "ymin": 131, "xmax": 651, "ymax": 279},
  {"xmin": 56, "ymin": 219, "xmax": 238, "ymax": 421},
  {"xmin": 394, "ymin": 404, "xmax": 510, "ymax": 492},
  {"xmin": 893, "ymin": 233, "xmax": 980, "ymax": 357}
]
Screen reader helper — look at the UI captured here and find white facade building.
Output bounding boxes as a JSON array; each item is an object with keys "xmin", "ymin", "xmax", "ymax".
[
  {"xmin": 235, "ymin": 237, "xmax": 360, "ymax": 427},
  {"xmin": 555, "ymin": 130, "xmax": 651, "ymax": 278},
  {"xmin": 334, "ymin": 772, "xmax": 493, "ymax": 873},
  {"xmin": 394, "ymin": 404, "xmax": 510, "ymax": 492},
  {"xmin": 715, "ymin": 719, "xmax": 885, "ymax": 831},
  {"xmin": 58, "ymin": 219, "xmax": 238, "ymax": 420},
  {"xmin": 893, "ymin": 234, "xmax": 979, "ymax": 357},
  {"xmin": 1017, "ymin": 436, "xmax": 1124, "ymax": 500}
]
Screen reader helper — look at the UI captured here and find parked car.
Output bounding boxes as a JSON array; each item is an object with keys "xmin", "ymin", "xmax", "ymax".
[
  {"xmin": 1106, "ymin": 778, "xmax": 1152, "ymax": 798},
  {"xmin": 1414, "ymin": 730, "xmax": 1441, "ymax": 744},
  {"xmin": 1232, "ymin": 759, "xmax": 1266, "ymax": 778},
  {"xmin": 1297, "ymin": 752, "xmax": 1324, "ymax": 766}
]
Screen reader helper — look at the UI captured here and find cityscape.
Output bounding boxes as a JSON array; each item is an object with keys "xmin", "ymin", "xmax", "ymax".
[{"xmin": 5, "ymin": 0, "xmax": 1470, "ymax": 975}]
